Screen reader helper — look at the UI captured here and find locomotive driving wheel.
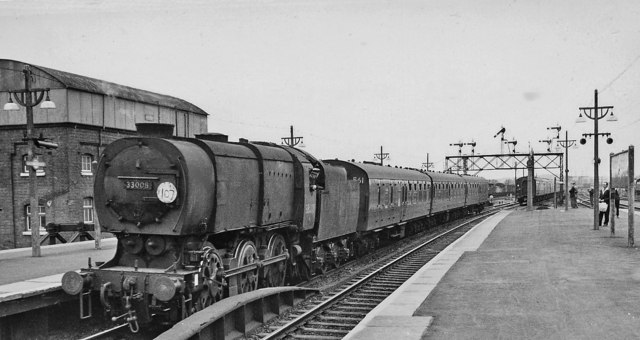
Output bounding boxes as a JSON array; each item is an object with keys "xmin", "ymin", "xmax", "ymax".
[
  {"xmin": 234, "ymin": 240, "xmax": 258, "ymax": 294},
  {"xmin": 261, "ymin": 233, "xmax": 288, "ymax": 287},
  {"xmin": 195, "ymin": 244, "xmax": 224, "ymax": 311}
]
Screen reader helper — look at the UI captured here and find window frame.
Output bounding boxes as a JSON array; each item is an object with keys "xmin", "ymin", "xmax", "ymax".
[
  {"xmin": 21, "ymin": 154, "xmax": 45, "ymax": 177},
  {"xmin": 25, "ymin": 204, "xmax": 46, "ymax": 231},
  {"xmin": 83, "ymin": 197, "xmax": 94, "ymax": 224},
  {"xmin": 81, "ymin": 154, "xmax": 94, "ymax": 176}
]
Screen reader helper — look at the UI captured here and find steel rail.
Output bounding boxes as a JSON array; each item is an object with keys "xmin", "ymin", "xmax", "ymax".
[
  {"xmin": 77, "ymin": 323, "xmax": 128, "ymax": 340},
  {"xmin": 261, "ymin": 209, "xmax": 501, "ymax": 340}
]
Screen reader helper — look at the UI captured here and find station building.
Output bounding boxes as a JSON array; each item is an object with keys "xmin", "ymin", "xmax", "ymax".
[{"xmin": 0, "ymin": 59, "xmax": 208, "ymax": 249}]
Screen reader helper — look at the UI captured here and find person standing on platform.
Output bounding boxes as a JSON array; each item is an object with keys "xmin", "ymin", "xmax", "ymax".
[
  {"xmin": 599, "ymin": 182, "xmax": 610, "ymax": 227},
  {"xmin": 612, "ymin": 188, "xmax": 620, "ymax": 218},
  {"xmin": 569, "ymin": 183, "xmax": 578, "ymax": 208},
  {"xmin": 588, "ymin": 187, "xmax": 594, "ymax": 205}
]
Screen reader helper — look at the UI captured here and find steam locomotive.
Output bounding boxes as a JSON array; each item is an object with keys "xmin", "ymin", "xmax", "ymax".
[{"xmin": 61, "ymin": 124, "xmax": 489, "ymax": 331}]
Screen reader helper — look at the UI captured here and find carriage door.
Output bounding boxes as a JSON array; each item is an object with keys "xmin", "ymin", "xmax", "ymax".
[
  {"xmin": 400, "ymin": 183, "xmax": 408, "ymax": 220},
  {"xmin": 464, "ymin": 182, "xmax": 468, "ymax": 206}
]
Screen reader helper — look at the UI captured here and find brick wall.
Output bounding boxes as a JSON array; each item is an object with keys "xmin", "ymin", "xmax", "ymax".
[{"xmin": 0, "ymin": 124, "xmax": 134, "ymax": 249}]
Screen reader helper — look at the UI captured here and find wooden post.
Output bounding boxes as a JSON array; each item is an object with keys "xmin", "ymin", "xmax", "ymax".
[
  {"xmin": 554, "ymin": 177, "xmax": 557, "ymax": 209},
  {"xmin": 629, "ymin": 146, "xmax": 635, "ymax": 247},
  {"xmin": 610, "ymin": 152, "xmax": 615, "ymax": 236},
  {"xmin": 527, "ymin": 154, "xmax": 534, "ymax": 211}
]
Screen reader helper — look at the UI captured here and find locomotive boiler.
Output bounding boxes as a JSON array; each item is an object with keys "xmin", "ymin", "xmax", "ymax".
[{"xmin": 61, "ymin": 124, "xmax": 488, "ymax": 331}]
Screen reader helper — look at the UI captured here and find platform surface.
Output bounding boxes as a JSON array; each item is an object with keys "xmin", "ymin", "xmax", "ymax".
[
  {"xmin": 0, "ymin": 238, "xmax": 116, "ymax": 302},
  {"xmin": 345, "ymin": 206, "xmax": 640, "ymax": 340}
]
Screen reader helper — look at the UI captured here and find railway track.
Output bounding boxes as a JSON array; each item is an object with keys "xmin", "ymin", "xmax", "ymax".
[
  {"xmin": 619, "ymin": 201, "xmax": 640, "ymax": 212},
  {"xmin": 252, "ymin": 210, "xmax": 503, "ymax": 340},
  {"xmin": 55, "ymin": 205, "xmax": 515, "ymax": 340},
  {"xmin": 76, "ymin": 324, "xmax": 130, "ymax": 340},
  {"xmin": 577, "ymin": 193, "xmax": 639, "ymax": 212}
]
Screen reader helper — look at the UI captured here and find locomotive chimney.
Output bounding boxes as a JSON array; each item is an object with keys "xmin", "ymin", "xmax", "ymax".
[
  {"xmin": 135, "ymin": 123, "xmax": 175, "ymax": 138},
  {"xmin": 195, "ymin": 133, "xmax": 229, "ymax": 142}
]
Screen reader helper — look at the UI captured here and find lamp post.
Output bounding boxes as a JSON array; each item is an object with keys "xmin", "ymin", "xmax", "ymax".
[
  {"xmin": 577, "ymin": 89, "xmax": 616, "ymax": 230},
  {"xmin": 281, "ymin": 125, "xmax": 304, "ymax": 147},
  {"xmin": 557, "ymin": 131, "xmax": 576, "ymax": 211},
  {"xmin": 3, "ymin": 65, "xmax": 56, "ymax": 257},
  {"xmin": 422, "ymin": 153, "xmax": 434, "ymax": 171},
  {"xmin": 374, "ymin": 146, "xmax": 389, "ymax": 166}
]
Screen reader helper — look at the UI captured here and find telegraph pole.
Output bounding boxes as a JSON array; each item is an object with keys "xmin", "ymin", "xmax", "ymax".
[{"xmin": 374, "ymin": 146, "xmax": 389, "ymax": 166}]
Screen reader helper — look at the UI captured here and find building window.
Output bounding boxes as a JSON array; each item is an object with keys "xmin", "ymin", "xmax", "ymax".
[
  {"xmin": 21, "ymin": 155, "xmax": 45, "ymax": 177},
  {"xmin": 83, "ymin": 197, "xmax": 94, "ymax": 224},
  {"xmin": 81, "ymin": 154, "xmax": 94, "ymax": 175},
  {"xmin": 25, "ymin": 204, "xmax": 46, "ymax": 230}
]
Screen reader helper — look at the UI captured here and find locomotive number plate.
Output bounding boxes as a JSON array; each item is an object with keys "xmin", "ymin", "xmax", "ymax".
[{"xmin": 124, "ymin": 180, "xmax": 154, "ymax": 191}]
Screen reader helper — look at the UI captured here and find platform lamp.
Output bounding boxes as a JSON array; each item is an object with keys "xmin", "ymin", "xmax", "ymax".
[
  {"xmin": 576, "ymin": 89, "xmax": 616, "ymax": 230},
  {"xmin": 281, "ymin": 125, "xmax": 304, "ymax": 148},
  {"xmin": 557, "ymin": 132, "xmax": 576, "ymax": 212},
  {"xmin": 3, "ymin": 65, "xmax": 56, "ymax": 257}
]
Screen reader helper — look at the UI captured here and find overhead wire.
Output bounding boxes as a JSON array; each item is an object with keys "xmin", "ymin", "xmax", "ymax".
[{"xmin": 600, "ymin": 52, "xmax": 640, "ymax": 94}]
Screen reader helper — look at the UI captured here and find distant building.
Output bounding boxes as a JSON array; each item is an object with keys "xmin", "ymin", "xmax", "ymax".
[{"xmin": 0, "ymin": 59, "xmax": 208, "ymax": 249}]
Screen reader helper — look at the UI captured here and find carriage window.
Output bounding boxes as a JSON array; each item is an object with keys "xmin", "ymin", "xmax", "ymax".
[{"xmin": 377, "ymin": 185, "xmax": 381, "ymax": 205}]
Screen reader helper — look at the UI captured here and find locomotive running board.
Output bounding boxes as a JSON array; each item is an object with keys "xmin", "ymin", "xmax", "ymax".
[{"xmin": 156, "ymin": 287, "xmax": 319, "ymax": 340}]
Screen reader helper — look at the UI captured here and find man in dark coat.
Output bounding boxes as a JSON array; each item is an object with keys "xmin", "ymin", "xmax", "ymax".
[{"xmin": 569, "ymin": 183, "xmax": 578, "ymax": 208}]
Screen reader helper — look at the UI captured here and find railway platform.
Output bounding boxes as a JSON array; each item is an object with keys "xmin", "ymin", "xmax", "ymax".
[
  {"xmin": 0, "ymin": 238, "xmax": 116, "ymax": 339},
  {"xmin": 345, "ymin": 206, "xmax": 640, "ymax": 340}
]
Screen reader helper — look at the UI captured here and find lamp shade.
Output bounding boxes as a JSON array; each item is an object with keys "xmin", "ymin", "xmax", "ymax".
[
  {"xmin": 40, "ymin": 100, "xmax": 56, "ymax": 109},
  {"xmin": 3, "ymin": 101, "xmax": 20, "ymax": 111},
  {"xmin": 40, "ymin": 90, "xmax": 56, "ymax": 109}
]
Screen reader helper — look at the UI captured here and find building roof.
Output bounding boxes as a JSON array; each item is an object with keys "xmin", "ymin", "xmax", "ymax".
[{"xmin": 0, "ymin": 59, "xmax": 208, "ymax": 116}]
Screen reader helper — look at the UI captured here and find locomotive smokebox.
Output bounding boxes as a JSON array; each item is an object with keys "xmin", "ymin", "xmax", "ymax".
[{"xmin": 136, "ymin": 123, "xmax": 175, "ymax": 138}]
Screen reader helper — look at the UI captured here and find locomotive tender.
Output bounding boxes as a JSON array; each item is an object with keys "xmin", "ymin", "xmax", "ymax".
[{"xmin": 62, "ymin": 124, "xmax": 489, "ymax": 331}]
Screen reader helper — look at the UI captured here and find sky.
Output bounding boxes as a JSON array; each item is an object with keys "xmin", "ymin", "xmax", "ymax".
[{"xmin": 1, "ymin": 0, "xmax": 639, "ymax": 182}]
